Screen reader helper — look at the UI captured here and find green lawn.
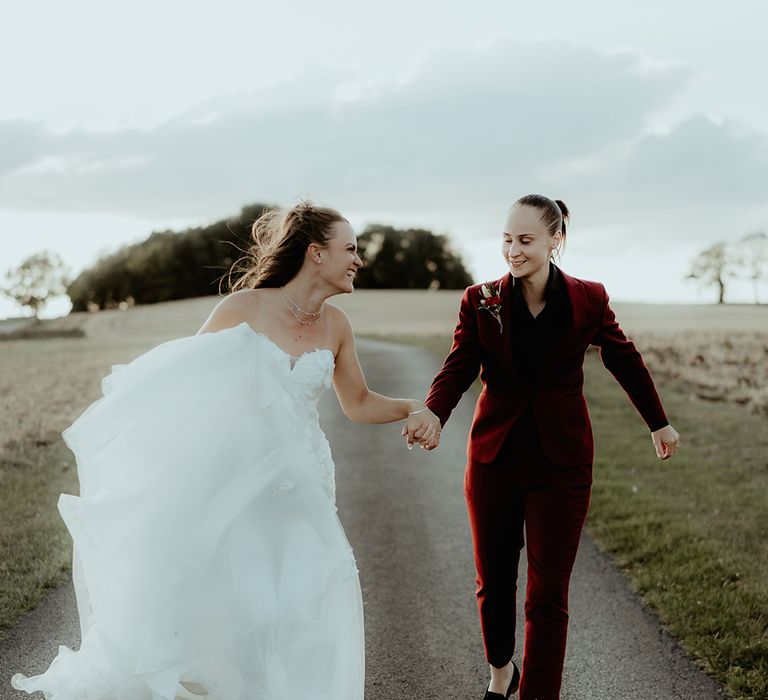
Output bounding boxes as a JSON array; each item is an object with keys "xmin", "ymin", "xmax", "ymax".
[
  {"xmin": 0, "ymin": 439, "xmax": 74, "ymax": 638},
  {"xmin": 584, "ymin": 348, "xmax": 768, "ymax": 700},
  {"xmin": 374, "ymin": 333, "xmax": 767, "ymax": 700}
]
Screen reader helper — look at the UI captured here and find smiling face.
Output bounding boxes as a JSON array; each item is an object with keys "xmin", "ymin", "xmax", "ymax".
[
  {"xmin": 310, "ymin": 220, "xmax": 363, "ymax": 293},
  {"xmin": 501, "ymin": 204, "xmax": 562, "ymax": 278}
]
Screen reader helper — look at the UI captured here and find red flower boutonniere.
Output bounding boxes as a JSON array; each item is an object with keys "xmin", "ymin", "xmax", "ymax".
[{"xmin": 478, "ymin": 281, "xmax": 503, "ymax": 332}]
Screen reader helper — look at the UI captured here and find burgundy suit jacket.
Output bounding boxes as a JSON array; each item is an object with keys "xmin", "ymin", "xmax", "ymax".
[{"xmin": 424, "ymin": 266, "xmax": 669, "ymax": 466}]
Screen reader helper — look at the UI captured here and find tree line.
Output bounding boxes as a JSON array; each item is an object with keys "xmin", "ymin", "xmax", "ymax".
[
  {"xmin": 3, "ymin": 210, "xmax": 766, "ymax": 318},
  {"xmin": 1, "ymin": 203, "xmax": 473, "ymax": 317}
]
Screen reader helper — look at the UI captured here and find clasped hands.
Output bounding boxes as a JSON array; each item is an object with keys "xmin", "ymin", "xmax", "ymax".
[{"xmin": 401, "ymin": 407, "xmax": 442, "ymax": 450}]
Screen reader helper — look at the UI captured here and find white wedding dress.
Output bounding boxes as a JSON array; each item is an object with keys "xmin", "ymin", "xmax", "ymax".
[{"xmin": 10, "ymin": 321, "xmax": 365, "ymax": 700}]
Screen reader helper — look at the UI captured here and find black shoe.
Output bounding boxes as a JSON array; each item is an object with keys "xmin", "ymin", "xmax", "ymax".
[{"xmin": 483, "ymin": 660, "xmax": 520, "ymax": 699}]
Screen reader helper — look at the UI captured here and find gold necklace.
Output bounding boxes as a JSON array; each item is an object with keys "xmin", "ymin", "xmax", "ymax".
[{"xmin": 279, "ymin": 288, "xmax": 324, "ymax": 326}]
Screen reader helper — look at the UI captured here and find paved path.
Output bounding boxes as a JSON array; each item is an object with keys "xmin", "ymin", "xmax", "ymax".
[{"xmin": 1, "ymin": 339, "xmax": 727, "ymax": 699}]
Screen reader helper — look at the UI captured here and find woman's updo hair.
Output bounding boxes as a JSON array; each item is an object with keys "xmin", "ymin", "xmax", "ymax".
[
  {"xmin": 513, "ymin": 193, "xmax": 569, "ymax": 260},
  {"xmin": 228, "ymin": 200, "xmax": 347, "ymax": 291}
]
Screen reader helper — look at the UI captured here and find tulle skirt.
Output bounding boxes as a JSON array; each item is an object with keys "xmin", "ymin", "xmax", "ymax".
[{"xmin": 10, "ymin": 323, "xmax": 364, "ymax": 699}]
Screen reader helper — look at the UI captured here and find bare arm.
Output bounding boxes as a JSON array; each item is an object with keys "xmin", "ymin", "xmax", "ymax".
[{"xmin": 331, "ymin": 307, "xmax": 426, "ymax": 425}]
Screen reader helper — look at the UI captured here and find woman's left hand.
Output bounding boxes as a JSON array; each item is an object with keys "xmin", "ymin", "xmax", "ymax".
[
  {"xmin": 651, "ymin": 424, "xmax": 680, "ymax": 460},
  {"xmin": 402, "ymin": 407, "xmax": 442, "ymax": 450}
]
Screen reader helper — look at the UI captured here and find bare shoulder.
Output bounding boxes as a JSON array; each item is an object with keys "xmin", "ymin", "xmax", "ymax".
[
  {"xmin": 196, "ymin": 289, "xmax": 265, "ymax": 334},
  {"xmin": 324, "ymin": 301, "xmax": 351, "ymax": 326},
  {"xmin": 323, "ymin": 302, "xmax": 355, "ymax": 350}
]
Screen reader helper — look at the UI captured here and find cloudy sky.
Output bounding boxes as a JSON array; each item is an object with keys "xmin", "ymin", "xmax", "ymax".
[{"xmin": 2, "ymin": 0, "xmax": 767, "ymax": 318}]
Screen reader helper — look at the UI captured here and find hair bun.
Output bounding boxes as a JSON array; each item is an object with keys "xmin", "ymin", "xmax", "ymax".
[{"xmin": 513, "ymin": 193, "xmax": 569, "ymax": 257}]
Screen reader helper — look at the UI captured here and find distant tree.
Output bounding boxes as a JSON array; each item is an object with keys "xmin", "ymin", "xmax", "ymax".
[
  {"xmin": 685, "ymin": 242, "xmax": 739, "ymax": 304},
  {"xmin": 354, "ymin": 224, "xmax": 473, "ymax": 289},
  {"xmin": 1, "ymin": 251, "xmax": 71, "ymax": 320},
  {"xmin": 733, "ymin": 231, "xmax": 768, "ymax": 304},
  {"xmin": 67, "ymin": 203, "xmax": 271, "ymax": 311}
]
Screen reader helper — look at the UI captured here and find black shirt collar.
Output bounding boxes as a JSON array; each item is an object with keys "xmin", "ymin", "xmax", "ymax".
[{"xmin": 510, "ymin": 260, "xmax": 563, "ymax": 300}]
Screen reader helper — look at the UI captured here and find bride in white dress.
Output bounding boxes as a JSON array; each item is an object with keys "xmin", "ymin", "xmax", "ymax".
[{"xmin": 10, "ymin": 201, "xmax": 439, "ymax": 700}]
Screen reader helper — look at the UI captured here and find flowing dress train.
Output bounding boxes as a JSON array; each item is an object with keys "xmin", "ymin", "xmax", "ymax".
[{"xmin": 10, "ymin": 322, "xmax": 365, "ymax": 700}]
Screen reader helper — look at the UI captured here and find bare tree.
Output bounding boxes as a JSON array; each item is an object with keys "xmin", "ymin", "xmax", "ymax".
[
  {"xmin": 734, "ymin": 231, "xmax": 768, "ymax": 304},
  {"xmin": 685, "ymin": 242, "xmax": 737, "ymax": 304},
  {"xmin": 2, "ymin": 251, "xmax": 72, "ymax": 320}
]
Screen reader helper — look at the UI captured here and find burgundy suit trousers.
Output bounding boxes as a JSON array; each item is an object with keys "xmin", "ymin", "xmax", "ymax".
[{"xmin": 464, "ymin": 407, "xmax": 592, "ymax": 700}]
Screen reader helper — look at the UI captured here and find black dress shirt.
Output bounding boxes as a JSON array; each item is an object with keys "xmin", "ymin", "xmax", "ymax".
[
  {"xmin": 498, "ymin": 261, "xmax": 573, "ymax": 464},
  {"xmin": 508, "ymin": 260, "xmax": 572, "ymax": 384}
]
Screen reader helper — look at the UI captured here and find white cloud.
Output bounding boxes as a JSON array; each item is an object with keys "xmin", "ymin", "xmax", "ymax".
[
  {"xmin": 542, "ymin": 114, "xmax": 768, "ymax": 253},
  {"xmin": 0, "ymin": 41, "xmax": 689, "ymax": 216},
  {"xmin": 0, "ymin": 119, "xmax": 50, "ymax": 176},
  {"xmin": 0, "ymin": 39, "xmax": 765, "ymax": 265}
]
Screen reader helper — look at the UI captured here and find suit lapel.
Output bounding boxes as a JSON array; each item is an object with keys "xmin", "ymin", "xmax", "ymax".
[
  {"xmin": 538, "ymin": 266, "xmax": 589, "ymax": 376},
  {"xmin": 497, "ymin": 272, "xmax": 531, "ymax": 388},
  {"xmin": 493, "ymin": 265, "xmax": 589, "ymax": 383}
]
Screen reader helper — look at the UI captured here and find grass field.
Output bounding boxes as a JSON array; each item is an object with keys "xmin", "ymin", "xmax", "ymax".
[
  {"xmin": 583, "ymin": 353, "xmax": 768, "ymax": 700},
  {"xmin": 1, "ymin": 291, "xmax": 767, "ymax": 698}
]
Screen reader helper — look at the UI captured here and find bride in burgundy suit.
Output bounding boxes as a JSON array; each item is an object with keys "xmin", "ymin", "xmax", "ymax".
[{"xmin": 404, "ymin": 194, "xmax": 681, "ymax": 700}]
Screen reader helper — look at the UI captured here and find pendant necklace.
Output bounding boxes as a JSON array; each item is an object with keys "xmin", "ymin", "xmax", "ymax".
[{"xmin": 279, "ymin": 287, "xmax": 324, "ymax": 326}]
